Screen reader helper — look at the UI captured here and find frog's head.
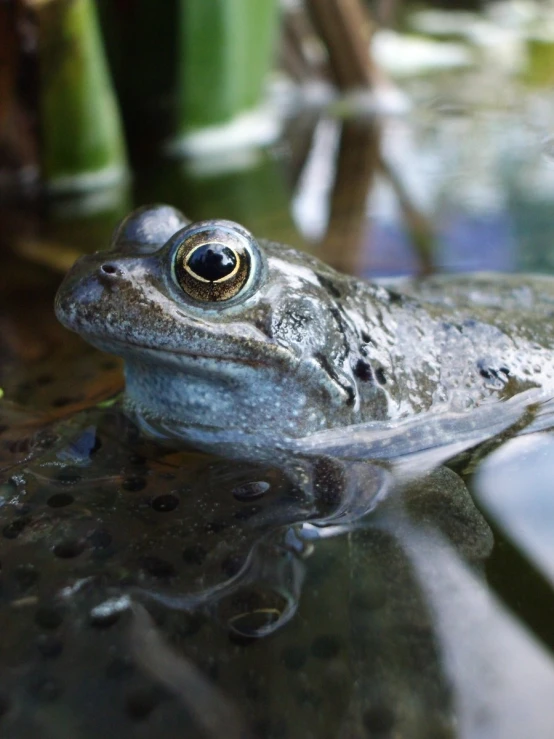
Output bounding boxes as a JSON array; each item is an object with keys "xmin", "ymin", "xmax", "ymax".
[{"xmin": 56, "ymin": 205, "xmax": 383, "ymax": 439}]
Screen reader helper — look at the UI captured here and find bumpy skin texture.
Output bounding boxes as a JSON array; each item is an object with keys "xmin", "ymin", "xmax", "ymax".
[{"xmin": 55, "ymin": 205, "xmax": 554, "ymax": 440}]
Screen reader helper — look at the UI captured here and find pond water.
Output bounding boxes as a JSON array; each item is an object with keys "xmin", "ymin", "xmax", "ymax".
[{"xmin": 2, "ymin": 17, "xmax": 554, "ymax": 738}]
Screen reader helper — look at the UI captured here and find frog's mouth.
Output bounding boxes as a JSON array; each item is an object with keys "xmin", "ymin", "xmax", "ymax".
[
  {"xmin": 55, "ymin": 280, "xmax": 296, "ymax": 370},
  {"xmin": 74, "ymin": 329, "xmax": 297, "ymax": 374}
]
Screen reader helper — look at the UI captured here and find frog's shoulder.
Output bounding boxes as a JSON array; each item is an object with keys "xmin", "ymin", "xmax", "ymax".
[{"xmin": 259, "ymin": 239, "xmax": 391, "ymax": 302}]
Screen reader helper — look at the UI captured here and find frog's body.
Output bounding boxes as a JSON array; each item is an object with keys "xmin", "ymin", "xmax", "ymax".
[{"xmin": 55, "ymin": 206, "xmax": 554, "ymax": 458}]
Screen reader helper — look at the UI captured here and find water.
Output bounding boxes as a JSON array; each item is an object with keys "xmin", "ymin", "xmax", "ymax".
[{"xmin": 2, "ymin": 20, "xmax": 554, "ymax": 737}]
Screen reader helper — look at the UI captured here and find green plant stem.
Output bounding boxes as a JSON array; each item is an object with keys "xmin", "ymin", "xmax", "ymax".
[
  {"xmin": 37, "ymin": 0, "xmax": 127, "ymax": 190},
  {"xmin": 177, "ymin": 0, "xmax": 280, "ymax": 134}
]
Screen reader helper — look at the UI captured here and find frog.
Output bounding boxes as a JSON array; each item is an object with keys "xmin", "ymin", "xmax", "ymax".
[{"xmin": 54, "ymin": 204, "xmax": 554, "ymax": 464}]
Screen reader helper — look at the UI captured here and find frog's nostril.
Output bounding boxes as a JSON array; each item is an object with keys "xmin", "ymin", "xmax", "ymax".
[{"xmin": 100, "ymin": 263, "xmax": 119, "ymax": 275}]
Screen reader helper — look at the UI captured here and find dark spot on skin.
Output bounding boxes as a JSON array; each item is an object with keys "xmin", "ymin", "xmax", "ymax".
[
  {"xmin": 462, "ymin": 319, "xmax": 477, "ymax": 329},
  {"xmin": 375, "ymin": 367, "xmax": 387, "ymax": 385},
  {"xmin": 329, "ymin": 307, "xmax": 348, "ymax": 344},
  {"xmin": 314, "ymin": 352, "xmax": 356, "ymax": 406},
  {"xmin": 353, "ymin": 358, "xmax": 373, "ymax": 382},
  {"xmin": 324, "ymin": 303, "xmax": 353, "ymax": 367},
  {"xmin": 387, "ymin": 290, "xmax": 404, "ymax": 304},
  {"xmin": 361, "ymin": 330, "xmax": 371, "ymax": 344},
  {"xmin": 442, "ymin": 322, "xmax": 453, "ymax": 331},
  {"xmin": 477, "ymin": 359, "xmax": 508, "ymax": 384},
  {"xmin": 318, "ymin": 275, "xmax": 344, "ymax": 299}
]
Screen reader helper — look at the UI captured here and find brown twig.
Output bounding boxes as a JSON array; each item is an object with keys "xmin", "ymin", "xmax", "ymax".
[
  {"xmin": 375, "ymin": 0, "xmax": 400, "ymax": 27},
  {"xmin": 377, "ymin": 152, "xmax": 436, "ymax": 276},
  {"xmin": 320, "ymin": 120, "xmax": 381, "ymax": 273},
  {"xmin": 0, "ymin": 1, "xmax": 37, "ymax": 180},
  {"xmin": 304, "ymin": 0, "xmax": 379, "ymax": 90},
  {"xmin": 280, "ymin": 8, "xmax": 320, "ymax": 83}
]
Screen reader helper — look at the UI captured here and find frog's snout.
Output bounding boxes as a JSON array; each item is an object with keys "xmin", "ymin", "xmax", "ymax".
[{"xmin": 55, "ymin": 254, "xmax": 122, "ymax": 331}]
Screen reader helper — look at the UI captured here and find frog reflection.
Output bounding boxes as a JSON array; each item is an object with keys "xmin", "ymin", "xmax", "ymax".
[{"xmin": 55, "ymin": 205, "xmax": 554, "ymax": 461}]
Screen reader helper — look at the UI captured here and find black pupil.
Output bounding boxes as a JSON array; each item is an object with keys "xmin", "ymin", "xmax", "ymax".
[{"xmin": 187, "ymin": 244, "xmax": 237, "ymax": 282}]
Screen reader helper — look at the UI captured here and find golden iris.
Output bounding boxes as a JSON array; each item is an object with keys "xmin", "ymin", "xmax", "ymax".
[{"xmin": 174, "ymin": 232, "xmax": 251, "ymax": 302}]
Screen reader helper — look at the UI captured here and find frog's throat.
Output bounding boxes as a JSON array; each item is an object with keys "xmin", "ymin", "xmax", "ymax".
[{"xmin": 122, "ymin": 358, "xmax": 335, "ymax": 438}]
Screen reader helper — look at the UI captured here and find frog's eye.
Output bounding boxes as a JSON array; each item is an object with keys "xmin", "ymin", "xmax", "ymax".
[{"xmin": 172, "ymin": 221, "xmax": 260, "ymax": 303}]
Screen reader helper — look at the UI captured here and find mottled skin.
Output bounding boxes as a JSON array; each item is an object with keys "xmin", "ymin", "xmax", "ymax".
[{"xmin": 55, "ymin": 205, "xmax": 554, "ymax": 445}]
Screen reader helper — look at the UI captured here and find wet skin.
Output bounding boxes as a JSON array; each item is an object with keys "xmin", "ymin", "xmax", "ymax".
[{"xmin": 55, "ymin": 205, "xmax": 554, "ymax": 446}]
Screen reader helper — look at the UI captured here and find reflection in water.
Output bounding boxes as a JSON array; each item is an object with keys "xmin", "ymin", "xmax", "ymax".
[
  {"xmin": 131, "ymin": 603, "xmax": 247, "ymax": 739},
  {"xmin": 319, "ymin": 120, "xmax": 380, "ymax": 274},
  {"xmin": 476, "ymin": 433, "xmax": 554, "ymax": 587},
  {"xmin": 3, "ymin": 402, "xmax": 554, "ymax": 737},
  {"xmin": 400, "ymin": 521, "xmax": 554, "ymax": 739}
]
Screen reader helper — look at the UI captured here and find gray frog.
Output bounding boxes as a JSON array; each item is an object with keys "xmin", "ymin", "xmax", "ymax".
[{"xmin": 55, "ymin": 205, "xmax": 554, "ymax": 462}]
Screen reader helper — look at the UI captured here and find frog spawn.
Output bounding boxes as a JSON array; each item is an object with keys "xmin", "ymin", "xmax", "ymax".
[{"xmin": 0, "ymin": 403, "xmax": 393, "ymax": 738}]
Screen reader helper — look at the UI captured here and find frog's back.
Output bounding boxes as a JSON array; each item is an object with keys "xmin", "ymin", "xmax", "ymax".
[
  {"xmin": 382, "ymin": 272, "xmax": 554, "ymax": 319},
  {"xmin": 340, "ymin": 271, "xmax": 554, "ymax": 420}
]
